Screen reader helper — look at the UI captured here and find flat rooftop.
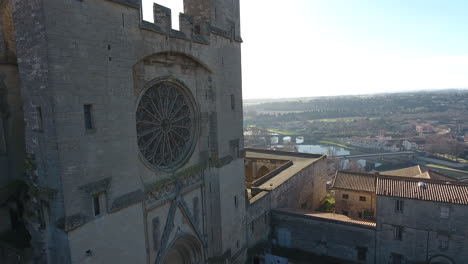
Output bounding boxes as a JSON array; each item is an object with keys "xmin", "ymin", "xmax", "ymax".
[
  {"xmin": 276, "ymin": 208, "xmax": 376, "ymax": 228},
  {"xmin": 245, "ymin": 148, "xmax": 325, "ymax": 200}
]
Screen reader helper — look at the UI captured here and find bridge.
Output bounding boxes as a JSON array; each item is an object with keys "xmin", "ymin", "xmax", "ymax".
[
  {"xmin": 334, "ymin": 151, "xmax": 417, "ymax": 160},
  {"xmin": 244, "ymin": 128, "xmax": 307, "ymax": 145}
]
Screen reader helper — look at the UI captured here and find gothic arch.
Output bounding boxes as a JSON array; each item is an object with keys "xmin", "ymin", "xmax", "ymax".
[
  {"xmin": 257, "ymin": 165, "xmax": 270, "ymax": 178},
  {"xmin": 162, "ymin": 234, "xmax": 203, "ymax": 264},
  {"xmin": 429, "ymin": 255, "xmax": 455, "ymax": 264},
  {"xmin": 136, "ymin": 51, "xmax": 213, "ymax": 74}
]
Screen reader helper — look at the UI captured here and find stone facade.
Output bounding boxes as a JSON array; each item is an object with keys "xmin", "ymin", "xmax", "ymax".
[
  {"xmin": 245, "ymin": 149, "xmax": 328, "ymax": 251},
  {"xmin": 0, "ymin": 0, "xmax": 246, "ymax": 263},
  {"xmin": 269, "ymin": 177, "xmax": 468, "ymax": 264},
  {"xmin": 334, "ymin": 189, "xmax": 376, "ymax": 220},
  {"xmin": 272, "ymin": 210, "xmax": 376, "ymax": 264},
  {"xmin": 377, "ymin": 196, "xmax": 468, "ymax": 264}
]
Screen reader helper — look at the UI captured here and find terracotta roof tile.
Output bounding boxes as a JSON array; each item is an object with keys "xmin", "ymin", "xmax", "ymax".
[
  {"xmin": 383, "ymin": 165, "xmax": 456, "ymax": 181},
  {"xmin": 383, "ymin": 166, "xmax": 423, "ymax": 177},
  {"xmin": 376, "ymin": 177, "xmax": 468, "ymax": 205},
  {"xmin": 332, "ymin": 171, "xmax": 377, "ymax": 192}
]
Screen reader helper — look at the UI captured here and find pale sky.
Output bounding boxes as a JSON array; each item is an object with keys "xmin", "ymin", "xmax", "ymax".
[{"xmin": 143, "ymin": 0, "xmax": 468, "ymax": 99}]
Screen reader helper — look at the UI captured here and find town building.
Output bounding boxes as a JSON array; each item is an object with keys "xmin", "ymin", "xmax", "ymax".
[
  {"xmin": 273, "ymin": 175, "xmax": 468, "ymax": 264},
  {"xmin": 376, "ymin": 176, "xmax": 468, "ymax": 264},
  {"xmin": 331, "ymin": 171, "xmax": 377, "ymax": 220}
]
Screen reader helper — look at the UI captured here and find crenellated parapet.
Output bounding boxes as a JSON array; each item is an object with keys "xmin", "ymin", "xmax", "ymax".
[{"xmin": 108, "ymin": 0, "xmax": 241, "ymax": 44}]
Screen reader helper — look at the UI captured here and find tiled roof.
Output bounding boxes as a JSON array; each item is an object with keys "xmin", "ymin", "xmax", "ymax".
[
  {"xmin": 383, "ymin": 165, "xmax": 456, "ymax": 181},
  {"xmin": 332, "ymin": 171, "xmax": 377, "ymax": 192},
  {"xmin": 383, "ymin": 165, "xmax": 423, "ymax": 177},
  {"xmin": 376, "ymin": 177, "xmax": 468, "ymax": 205}
]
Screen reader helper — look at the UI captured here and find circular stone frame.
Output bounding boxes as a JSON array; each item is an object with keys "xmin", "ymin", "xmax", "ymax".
[{"xmin": 135, "ymin": 77, "xmax": 199, "ymax": 172}]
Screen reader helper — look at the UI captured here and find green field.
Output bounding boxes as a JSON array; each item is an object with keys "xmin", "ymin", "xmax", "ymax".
[
  {"xmin": 267, "ymin": 128, "xmax": 298, "ymax": 136},
  {"xmin": 308, "ymin": 117, "xmax": 378, "ymax": 123}
]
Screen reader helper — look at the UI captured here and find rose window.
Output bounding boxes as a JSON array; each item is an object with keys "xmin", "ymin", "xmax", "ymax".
[{"xmin": 136, "ymin": 80, "xmax": 196, "ymax": 171}]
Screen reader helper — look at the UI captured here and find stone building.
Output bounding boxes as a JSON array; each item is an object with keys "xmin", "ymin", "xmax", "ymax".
[
  {"xmin": 0, "ymin": 1, "xmax": 330, "ymax": 264},
  {"xmin": 332, "ymin": 171, "xmax": 377, "ymax": 220},
  {"xmin": 376, "ymin": 176, "xmax": 468, "ymax": 264},
  {"xmin": 331, "ymin": 166, "xmax": 457, "ymax": 221},
  {"xmin": 272, "ymin": 174, "xmax": 468, "ymax": 264},
  {"xmin": 0, "ymin": 0, "xmax": 246, "ymax": 263}
]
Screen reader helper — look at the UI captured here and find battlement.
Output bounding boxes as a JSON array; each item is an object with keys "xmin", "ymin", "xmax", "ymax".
[{"xmin": 108, "ymin": 0, "xmax": 242, "ymax": 44}]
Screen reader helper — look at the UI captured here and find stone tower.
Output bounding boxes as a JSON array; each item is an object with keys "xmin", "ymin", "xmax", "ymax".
[{"xmin": 0, "ymin": 0, "xmax": 245, "ymax": 263}]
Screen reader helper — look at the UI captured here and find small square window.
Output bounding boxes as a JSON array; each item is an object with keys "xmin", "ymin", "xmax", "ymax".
[
  {"xmin": 391, "ymin": 253, "xmax": 403, "ymax": 264},
  {"xmin": 194, "ymin": 24, "xmax": 201, "ymax": 35},
  {"xmin": 440, "ymin": 206, "xmax": 450, "ymax": 219},
  {"xmin": 342, "ymin": 210, "xmax": 349, "ymax": 216},
  {"xmin": 342, "ymin": 194, "xmax": 349, "ymax": 199},
  {"xmin": 438, "ymin": 234, "xmax": 449, "ymax": 249},
  {"xmin": 359, "ymin": 196, "xmax": 366, "ymax": 202},
  {"xmin": 357, "ymin": 247, "xmax": 367, "ymax": 261}
]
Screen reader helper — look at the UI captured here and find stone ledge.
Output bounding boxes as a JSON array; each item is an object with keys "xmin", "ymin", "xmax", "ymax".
[
  {"xmin": 107, "ymin": 0, "xmax": 140, "ymax": 9},
  {"xmin": 78, "ymin": 177, "xmax": 111, "ymax": 195},
  {"xmin": 62, "ymin": 213, "xmax": 87, "ymax": 232},
  {"xmin": 110, "ymin": 189, "xmax": 144, "ymax": 212}
]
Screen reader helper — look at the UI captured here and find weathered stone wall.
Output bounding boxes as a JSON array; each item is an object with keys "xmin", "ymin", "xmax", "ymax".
[
  {"xmin": 334, "ymin": 189, "xmax": 376, "ymax": 219},
  {"xmin": 0, "ymin": 64, "xmax": 24, "ymax": 185},
  {"xmin": 8, "ymin": 0, "xmax": 245, "ymax": 262},
  {"xmin": 6, "ymin": 0, "xmax": 245, "ymax": 262},
  {"xmin": 377, "ymin": 196, "xmax": 468, "ymax": 263},
  {"xmin": 246, "ymin": 157, "xmax": 327, "ymax": 248},
  {"xmin": 0, "ymin": 0, "xmax": 16, "ymax": 63},
  {"xmin": 12, "ymin": 0, "xmax": 71, "ymax": 262},
  {"xmin": 272, "ymin": 210, "xmax": 376, "ymax": 264}
]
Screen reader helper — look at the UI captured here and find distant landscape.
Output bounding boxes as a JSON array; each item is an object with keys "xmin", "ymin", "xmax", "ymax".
[{"xmin": 243, "ymin": 89, "xmax": 468, "ymax": 176}]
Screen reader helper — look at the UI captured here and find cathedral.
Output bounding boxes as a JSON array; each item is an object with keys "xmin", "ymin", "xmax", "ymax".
[{"xmin": 0, "ymin": 0, "xmax": 327, "ymax": 263}]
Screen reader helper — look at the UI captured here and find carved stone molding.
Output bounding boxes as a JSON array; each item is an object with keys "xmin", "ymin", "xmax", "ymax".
[
  {"xmin": 62, "ymin": 213, "xmax": 87, "ymax": 232},
  {"xmin": 78, "ymin": 177, "xmax": 111, "ymax": 195},
  {"xmin": 110, "ymin": 189, "xmax": 144, "ymax": 212}
]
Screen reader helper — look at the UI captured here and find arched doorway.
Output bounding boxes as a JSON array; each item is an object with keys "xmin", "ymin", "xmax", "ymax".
[
  {"xmin": 162, "ymin": 235, "xmax": 202, "ymax": 264},
  {"xmin": 429, "ymin": 255, "xmax": 455, "ymax": 264}
]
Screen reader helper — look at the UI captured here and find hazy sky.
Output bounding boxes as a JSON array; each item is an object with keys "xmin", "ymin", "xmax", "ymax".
[{"xmin": 143, "ymin": 0, "xmax": 468, "ymax": 99}]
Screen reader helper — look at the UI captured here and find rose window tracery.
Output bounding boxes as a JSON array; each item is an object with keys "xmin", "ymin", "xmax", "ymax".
[{"xmin": 136, "ymin": 80, "xmax": 196, "ymax": 171}]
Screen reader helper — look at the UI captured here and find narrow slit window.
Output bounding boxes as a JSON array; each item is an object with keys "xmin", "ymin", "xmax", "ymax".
[
  {"xmin": 393, "ymin": 226, "xmax": 403, "ymax": 240},
  {"xmin": 92, "ymin": 192, "xmax": 106, "ymax": 217},
  {"xmin": 395, "ymin": 200, "xmax": 404, "ymax": 213},
  {"xmin": 0, "ymin": 120, "xmax": 6, "ymax": 154},
  {"xmin": 93, "ymin": 195, "xmax": 101, "ymax": 216},
  {"xmin": 194, "ymin": 24, "xmax": 201, "ymax": 35},
  {"xmin": 36, "ymin": 106, "xmax": 43, "ymax": 131},
  {"xmin": 84, "ymin": 104, "xmax": 94, "ymax": 130},
  {"xmin": 231, "ymin": 94, "xmax": 235, "ymax": 110},
  {"xmin": 234, "ymin": 195, "xmax": 238, "ymax": 209}
]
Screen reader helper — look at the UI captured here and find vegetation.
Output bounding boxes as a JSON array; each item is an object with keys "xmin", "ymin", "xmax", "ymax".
[{"xmin": 316, "ymin": 194, "xmax": 335, "ymax": 213}]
